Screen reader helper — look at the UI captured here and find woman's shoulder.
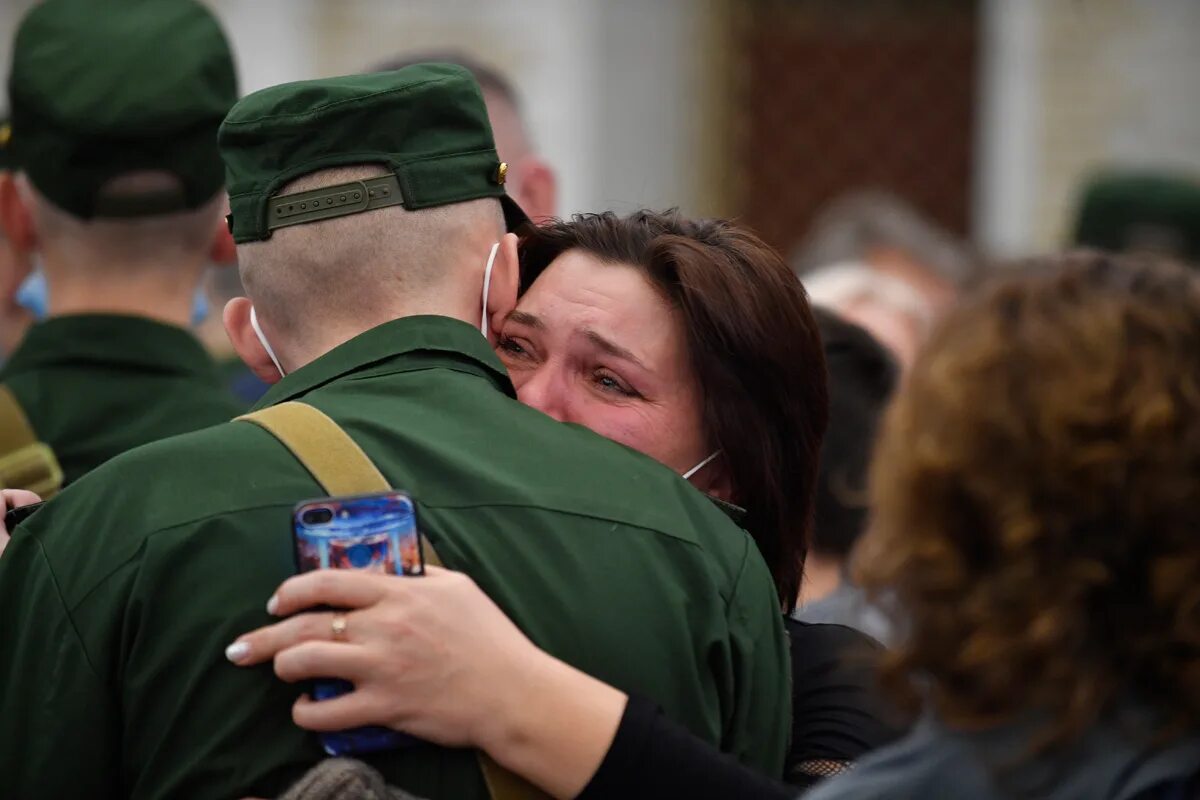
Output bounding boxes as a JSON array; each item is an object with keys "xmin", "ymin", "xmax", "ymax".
[{"xmin": 784, "ymin": 618, "xmax": 908, "ymax": 783}]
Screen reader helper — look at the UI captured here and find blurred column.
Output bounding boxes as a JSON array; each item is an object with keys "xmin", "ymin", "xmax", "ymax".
[{"xmin": 974, "ymin": 0, "xmax": 1041, "ymax": 258}]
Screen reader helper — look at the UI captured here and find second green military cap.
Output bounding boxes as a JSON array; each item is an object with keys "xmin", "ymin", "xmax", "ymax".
[
  {"xmin": 7, "ymin": 0, "xmax": 237, "ymax": 218},
  {"xmin": 220, "ymin": 64, "xmax": 530, "ymax": 243},
  {"xmin": 1072, "ymin": 170, "xmax": 1200, "ymax": 265}
]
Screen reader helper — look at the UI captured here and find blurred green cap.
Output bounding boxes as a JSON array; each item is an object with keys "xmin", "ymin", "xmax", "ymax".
[
  {"xmin": 7, "ymin": 0, "xmax": 237, "ymax": 218},
  {"xmin": 1072, "ymin": 170, "xmax": 1200, "ymax": 265},
  {"xmin": 218, "ymin": 63, "xmax": 529, "ymax": 243}
]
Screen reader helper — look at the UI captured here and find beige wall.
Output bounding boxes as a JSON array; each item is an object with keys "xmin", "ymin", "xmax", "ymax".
[
  {"xmin": 1, "ymin": 0, "xmax": 724, "ymax": 219},
  {"xmin": 4, "ymin": 0, "xmax": 1196, "ymax": 247},
  {"xmin": 977, "ymin": 0, "xmax": 1200, "ymax": 255}
]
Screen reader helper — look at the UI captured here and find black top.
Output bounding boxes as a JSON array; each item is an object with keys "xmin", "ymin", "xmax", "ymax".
[
  {"xmin": 578, "ymin": 620, "xmax": 906, "ymax": 800},
  {"xmin": 785, "ymin": 618, "xmax": 904, "ymax": 784}
]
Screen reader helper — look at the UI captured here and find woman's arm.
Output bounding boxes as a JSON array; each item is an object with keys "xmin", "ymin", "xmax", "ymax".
[
  {"xmin": 229, "ymin": 568, "xmax": 799, "ymax": 800},
  {"xmin": 228, "ymin": 567, "xmax": 623, "ymax": 798}
]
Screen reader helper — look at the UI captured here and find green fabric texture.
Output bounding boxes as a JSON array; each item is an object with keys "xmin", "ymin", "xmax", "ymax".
[
  {"xmin": 219, "ymin": 64, "xmax": 529, "ymax": 242},
  {"xmin": 1072, "ymin": 170, "xmax": 1200, "ymax": 264},
  {"xmin": 7, "ymin": 0, "xmax": 237, "ymax": 218},
  {"xmin": 0, "ymin": 314, "xmax": 245, "ymax": 484},
  {"xmin": 0, "ymin": 315, "xmax": 790, "ymax": 800}
]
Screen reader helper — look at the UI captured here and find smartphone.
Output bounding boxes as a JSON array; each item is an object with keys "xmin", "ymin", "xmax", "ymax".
[
  {"xmin": 292, "ymin": 491, "xmax": 425, "ymax": 756},
  {"xmin": 4, "ymin": 501, "xmax": 46, "ymax": 531}
]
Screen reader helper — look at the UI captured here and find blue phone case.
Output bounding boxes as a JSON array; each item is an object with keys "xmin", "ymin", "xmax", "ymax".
[{"xmin": 292, "ymin": 491, "xmax": 425, "ymax": 756}]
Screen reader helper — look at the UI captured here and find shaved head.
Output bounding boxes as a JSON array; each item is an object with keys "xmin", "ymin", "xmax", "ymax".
[
  {"xmin": 238, "ymin": 165, "xmax": 505, "ymax": 347},
  {"xmin": 20, "ymin": 171, "xmax": 223, "ymax": 274}
]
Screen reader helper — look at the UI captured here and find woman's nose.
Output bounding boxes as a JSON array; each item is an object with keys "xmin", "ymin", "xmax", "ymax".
[{"xmin": 514, "ymin": 367, "xmax": 568, "ymax": 423}]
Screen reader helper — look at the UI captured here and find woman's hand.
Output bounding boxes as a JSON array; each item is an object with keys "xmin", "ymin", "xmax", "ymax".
[
  {"xmin": 226, "ymin": 566, "xmax": 541, "ymax": 751},
  {"xmin": 0, "ymin": 489, "xmax": 42, "ymax": 557},
  {"xmin": 228, "ymin": 565, "xmax": 629, "ymax": 799}
]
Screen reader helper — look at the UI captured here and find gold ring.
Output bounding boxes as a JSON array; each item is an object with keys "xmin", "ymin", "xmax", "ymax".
[{"xmin": 331, "ymin": 613, "xmax": 348, "ymax": 642}]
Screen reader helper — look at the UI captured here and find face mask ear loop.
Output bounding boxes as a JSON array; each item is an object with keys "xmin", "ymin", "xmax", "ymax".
[
  {"xmin": 250, "ymin": 306, "xmax": 286, "ymax": 378},
  {"xmin": 481, "ymin": 242, "xmax": 500, "ymax": 338},
  {"xmin": 682, "ymin": 450, "xmax": 721, "ymax": 480}
]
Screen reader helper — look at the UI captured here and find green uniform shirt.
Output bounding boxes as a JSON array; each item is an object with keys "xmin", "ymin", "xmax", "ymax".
[
  {"xmin": 0, "ymin": 315, "xmax": 789, "ymax": 800},
  {"xmin": 0, "ymin": 314, "xmax": 245, "ymax": 484}
]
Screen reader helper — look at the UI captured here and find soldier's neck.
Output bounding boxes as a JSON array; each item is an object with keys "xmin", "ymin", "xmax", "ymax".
[{"xmin": 41, "ymin": 255, "xmax": 199, "ymax": 329}]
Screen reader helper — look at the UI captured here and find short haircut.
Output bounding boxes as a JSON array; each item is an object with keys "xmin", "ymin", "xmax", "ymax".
[
  {"xmin": 238, "ymin": 165, "xmax": 504, "ymax": 342},
  {"xmin": 520, "ymin": 210, "xmax": 830, "ymax": 612},
  {"xmin": 793, "ymin": 190, "xmax": 978, "ymax": 289},
  {"xmin": 803, "ymin": 260, "xmax": 933, "ymax": 334},
  {"xmin": 22, "ymin": 171, "xmax": 222, "ymax": 269},
  {"xmin": 861, "ymin": 250, "xmax": 1200, "ymax": 757},
  {"xmin": 810, "ymin": 308, "xmax": 898, "ymax": 558}
]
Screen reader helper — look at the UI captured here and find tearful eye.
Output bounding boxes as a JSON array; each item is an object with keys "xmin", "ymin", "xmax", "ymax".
[
  {"xmin": 498, "ymin": 337, "xmax": 528, "ymax": 357},
  {"xmin": 594, "ymin": 370, "xmax": 638, "ymax": 398}
]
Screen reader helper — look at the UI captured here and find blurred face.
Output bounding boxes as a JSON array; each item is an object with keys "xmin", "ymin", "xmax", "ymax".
[{"xmin": 496, "ymin": 250, "xmax": 709, "ymax": 475}]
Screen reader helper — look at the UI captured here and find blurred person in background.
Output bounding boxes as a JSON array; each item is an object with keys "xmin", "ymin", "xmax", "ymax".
[
  {"xmin": 234, "ymin": 209, "xmax": 904, "ymax": 791},
  {"xmin": 809, "ymin": 250, "xmax": 1200, "ymax": 799},
  {"xmin": 0, "ymin": 121, "xmax": 33, "ymax": 361},
  {"xmin": 236, "ymin": 250, "xmax": 1200, "ymax": 800},
  {"xmin": 801, "ymin": 261, "xmax": 931, "ymax": 369},
  {"xmin": 792, "ymin": 189, "xmax": 977, "ymax": 319},
  {"xmin": 0, "ymin": 0, "xmax": 244, "ymax": 490},
  {"xmin": 373, "ymin": 51, "xmax": 558, "ymax": 222},
  {"xmin": 793, "ymin": 308, "xmax": 897, "ymax": 646},
  {"xmin": 1071, "ymin": 169, "xmax": 1200, "ymax": 267},
  {"xmin": 196, "ymin": 248, "xmax": 267, "ymax": 405}
]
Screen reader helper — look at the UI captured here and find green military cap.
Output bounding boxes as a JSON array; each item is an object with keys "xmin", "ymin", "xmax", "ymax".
[
  {"xmin": 219, "ymin": 63, "xmax": 529, "ymax": 243},
  {"xmin": 1072, "ymin": 170, "xmax": 1200, "ymax": 265},
  {"xmin": 7, "ymin": 0, "xmax": 237, "ymax": 218}
]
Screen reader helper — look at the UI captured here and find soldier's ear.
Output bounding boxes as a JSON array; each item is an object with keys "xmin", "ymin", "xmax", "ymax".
[
  {"xmin": 511, "ymin": 157, "xmax": 557, "ymax": 224},
  {"xmin": 0, "ymin": 174, "xmax": 36, "ymax": 255},
  {"xmin": 207, "ymin": 218, "xmax": 237, "ymax": 266},
  {"xmin": 484, "ymin": 232, "xmax": 519, "ymax": 343},
  {"xmin": 224, "ymin": 297, "xmax": 283, "ymax": 385}
]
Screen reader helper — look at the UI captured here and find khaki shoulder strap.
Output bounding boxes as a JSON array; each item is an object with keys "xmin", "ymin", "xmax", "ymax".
[
  {"xmin": 238, "ymin": 401, "xmax": 548, "ymax": 800},
  {"xmin": 0, "ymin": 385, "xmax": 63, "ymax": 498}
]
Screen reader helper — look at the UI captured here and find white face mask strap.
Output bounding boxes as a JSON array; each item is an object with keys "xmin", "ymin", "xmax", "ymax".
[
  {"xmin": 682, "ymin": 450, "xmax": 721, "ymax": 481},
  {"xmin": 480, "ymin": 242, "xmax": 500, "ymax": 338},
  {"xmin": 250, "ymin": 306, "xmax": 286, "ymax": 378}
]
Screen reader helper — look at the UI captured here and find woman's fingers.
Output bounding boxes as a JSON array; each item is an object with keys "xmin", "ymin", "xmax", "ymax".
[
  {"xmin": 2, "ymin": 489, "xmax": 42, "ymax": 512},
  {"xmin": 292, "ymin": 690, "xmax": 390, "ymax": 733},
  {"xmin": 273, "ymin": 640, "xmax": 371, "ymax": 684},
  {"xmin": 268, "ymin": 570, "xmax": 394, "ymax": 617},
  {"xmin": 227, "ymin": 611, "xmax": 345, "ymax": 666}
]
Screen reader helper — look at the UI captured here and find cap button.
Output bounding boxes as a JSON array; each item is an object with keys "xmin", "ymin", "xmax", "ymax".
[{"xmin": 495, "ymin": 162, "xmax": 508, "ymax": 186}]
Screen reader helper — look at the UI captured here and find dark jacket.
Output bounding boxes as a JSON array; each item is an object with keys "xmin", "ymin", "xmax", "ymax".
[{"xmin": 805, "ymin": 706, "xmax": 1200, "ymax": 800}]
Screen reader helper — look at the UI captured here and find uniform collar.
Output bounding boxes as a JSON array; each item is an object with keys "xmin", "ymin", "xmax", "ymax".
[
  {"xmin": 3, "ymin": 314, "xmax": 218, "ymax": 379},
  {"xmin": 253, "ymin": 315, "xmax": 515, "ymax": 410}
]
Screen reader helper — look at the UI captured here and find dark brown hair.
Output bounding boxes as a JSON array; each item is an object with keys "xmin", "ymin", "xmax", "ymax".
[
  {"xmin": 858, "ymin": 250, "xmax": 1200, "ymax": 752},
  {"xmin": 521, "ymin": 210, "xmax": 829, "ymax": 611}
]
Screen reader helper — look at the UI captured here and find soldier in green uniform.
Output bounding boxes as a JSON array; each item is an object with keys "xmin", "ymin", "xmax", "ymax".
[
  {"xmin": 0, "ymin": 0, "xmax": 244, "ymax": 490},
  {"xmin": 0, "ymin": 65, "xmax": 790, "ymax": 799}
]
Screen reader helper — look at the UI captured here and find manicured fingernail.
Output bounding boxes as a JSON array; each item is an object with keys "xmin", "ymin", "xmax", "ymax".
[
  {"xmin": 266, "ymin": 594, "xmax": 279, "ymax": 615},
  {"xmin": 225, "ymin": 640, "xmax": 251, "ymax": 663}
]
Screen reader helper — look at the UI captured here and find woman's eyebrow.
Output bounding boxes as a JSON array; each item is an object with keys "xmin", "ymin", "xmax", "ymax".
[
  {"xmin": 583, "ymin": 329, "xmax": 646, "ymax": 369},
  {"xmin": 506, "ymin": 310, "xmax": 544, "ymax": 330}
]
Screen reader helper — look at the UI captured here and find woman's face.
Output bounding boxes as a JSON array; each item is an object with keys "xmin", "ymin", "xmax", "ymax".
[{"xmin": 496, "ymin": 250, "xmax": 711, "ymax": 477}]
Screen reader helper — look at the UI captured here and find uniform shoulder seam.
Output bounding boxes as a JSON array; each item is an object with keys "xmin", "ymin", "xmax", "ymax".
[{"xmin": 31, "ymin": 536, "xmax": 105, "ymax": 680}]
